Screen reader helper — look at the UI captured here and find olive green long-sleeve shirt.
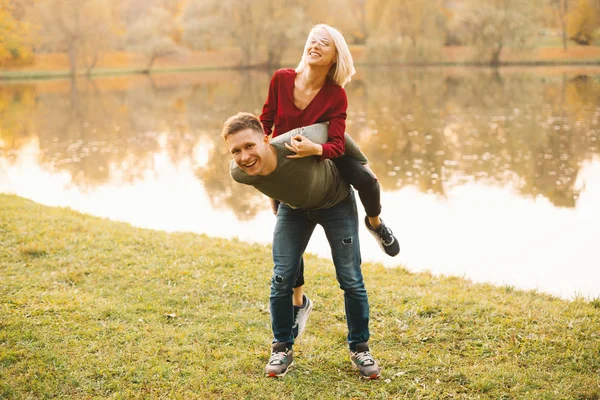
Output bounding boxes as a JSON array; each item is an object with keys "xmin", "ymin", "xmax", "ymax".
[{"xmin": 231, "ymin": 123, "xmax": 368, "ymax": 210}]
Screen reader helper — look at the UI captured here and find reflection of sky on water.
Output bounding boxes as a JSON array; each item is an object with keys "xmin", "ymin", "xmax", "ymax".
[{"xmin": 2, "ymin": 139, "xmax": 599, "ymax": 300}]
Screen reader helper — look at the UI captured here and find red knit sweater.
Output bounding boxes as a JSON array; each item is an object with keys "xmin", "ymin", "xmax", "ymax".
[{"xmin": 260, "ymin": 68, "xmax": 347, "ymax": 160}]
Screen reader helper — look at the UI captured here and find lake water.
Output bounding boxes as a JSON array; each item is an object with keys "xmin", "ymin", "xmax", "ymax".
[{"xmin": 1, "ymin": 67, "xmax": 599, "ymax": 299}]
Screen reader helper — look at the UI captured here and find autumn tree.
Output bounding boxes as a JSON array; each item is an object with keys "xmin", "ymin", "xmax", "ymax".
[
  {"xmin": 181, "ymin": 0, "xmax": 248, "ymax": 62},
  {"xmin": 221, "ymin": 0, "xmax": 262, "ymax": 67},
  {"xmin": 125, "ymin": 4, "xmax": 186, "ymax": 73},
  {"xmin": 0, "ymin": 0, "xmax": 33, "ymax": 67},
  {"xmin": 452, "ymin": 0, "xmax": 543, "ymax": 66},
  {"xmin": 28, "ymin": 0, "xmax": 121, "ymax": 76},
  {"xmin": 365, "ymin": 0, "xmax": 446, "ymax": 63},
  {"xmin": 181, "ymin": 0, "xmax": 262, "ymax": 67},
  {"xmin": 550, "ymin": 0, "xmax": 574, "ymax": 50},
  {"xmin": 80, "ymin": 3, "xmax": 122, "ymax": 74},
  {"xmin": 182, "ymin": 0, "xmax": 310, "ymax": 68},
  {"xmin": 304, "ymin": 0, "xmax": 368, "ymax": 44},
  {"xmin": 181, "ymin": 1, "xmax": 225, "ymax": 51},
  {"xmin": 263, "ymin": 0, "xmax": 311, "ymax": 68},
  {"xmin": 567, "ymin": 0, "xmax": 600, "ymax": 45}
]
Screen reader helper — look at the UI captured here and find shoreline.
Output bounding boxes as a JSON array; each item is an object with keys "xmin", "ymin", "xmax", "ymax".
[
  {"xmin": 2, "ymin": 60, "xmax": 600, "ymax": 81},
  {"xmin": 1, "ymin": 193, "xmax": 597, "ymax": 302}
]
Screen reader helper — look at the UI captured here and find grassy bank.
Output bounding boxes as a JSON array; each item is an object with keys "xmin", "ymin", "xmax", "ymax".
[{"xmin": 1, "ymin": 194, "xmax": 599, "ymax": 399}]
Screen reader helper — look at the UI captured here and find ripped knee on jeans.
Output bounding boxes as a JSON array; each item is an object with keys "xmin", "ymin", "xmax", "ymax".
[{"xmin": 342, "ymin": 237, "xmax": 353, "ymax": 245}]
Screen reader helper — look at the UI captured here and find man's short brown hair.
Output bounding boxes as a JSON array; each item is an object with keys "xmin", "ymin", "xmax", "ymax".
[{"xmin": 221, "ymin": 112, "xmax": 264, "ymax": 139}]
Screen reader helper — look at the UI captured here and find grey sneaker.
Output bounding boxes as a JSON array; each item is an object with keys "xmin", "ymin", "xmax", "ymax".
[
  {"xmin": 350, "ymin": 342, "xmax": 381, "ymax": 380},
  {"xmin": 365, "ymin": 216, "xmax": 400, "ymax": 257},
  {"xmin": 265, "ymin": 342, "xmax": 294, "ymax": 378},
  {"xmin": 292, "ymin": 295, "xmax": 313, "ymax": 339}
]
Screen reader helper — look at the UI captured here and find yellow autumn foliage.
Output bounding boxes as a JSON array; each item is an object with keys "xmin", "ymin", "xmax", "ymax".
[{"xmin": 0, "ymin": 0, "xmax": 33, "ymax": 67}]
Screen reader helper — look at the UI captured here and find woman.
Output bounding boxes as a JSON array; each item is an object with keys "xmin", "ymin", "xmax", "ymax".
[{"xmin": 260, "ymin": 23, "xmax": 399, "ymax": 339}]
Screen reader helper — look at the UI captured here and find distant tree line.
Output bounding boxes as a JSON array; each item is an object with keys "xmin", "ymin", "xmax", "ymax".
[{"xmin": 2, "ymin": 0, "xmax": 600, "ymax": 72}]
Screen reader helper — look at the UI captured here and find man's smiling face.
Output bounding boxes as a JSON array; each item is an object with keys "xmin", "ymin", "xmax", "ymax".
[{"xmin": 226, "ymin": 128, "xmax": 272, "ymax": 176}]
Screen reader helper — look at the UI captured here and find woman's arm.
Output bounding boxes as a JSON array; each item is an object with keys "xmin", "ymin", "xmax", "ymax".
[
  {"xmin": 319, "ymin": 89, "xmax": 348, "ymax": 160},
  {"xmin": 282, "ymin": 88, "xmax": 349, "ymax": 159},
  {"xmin": 259, "ymin": 71, "xmax": 279, "ymax": 136},
  {"xmin": 278, "ymin": 124, "xmax": 368, "ymax": 164}
]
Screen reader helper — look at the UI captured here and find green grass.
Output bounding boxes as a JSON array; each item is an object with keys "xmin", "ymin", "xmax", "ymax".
[{"xmin": 1, "ymin": 193, "xmax": 599, "ymax": 399}]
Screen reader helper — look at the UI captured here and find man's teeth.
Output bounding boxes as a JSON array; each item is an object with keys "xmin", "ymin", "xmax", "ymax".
[{"xmin": 244, "ymin": 160, "xmax": 257, "ymax": 167}]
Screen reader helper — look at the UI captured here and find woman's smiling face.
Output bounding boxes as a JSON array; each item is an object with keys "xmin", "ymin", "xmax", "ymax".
[{"xmin": 305, "ymin": 28, "xmax": 336, "ymax": 67}]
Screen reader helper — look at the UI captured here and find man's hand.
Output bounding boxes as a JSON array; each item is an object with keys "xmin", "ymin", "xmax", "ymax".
[
  {"xmin": 270, "ymin": 198, "xmax": 280, "ymax": 215},
  {"xmin": 285, "ymin": 135, "xmax": 323, "ymax": 158}
]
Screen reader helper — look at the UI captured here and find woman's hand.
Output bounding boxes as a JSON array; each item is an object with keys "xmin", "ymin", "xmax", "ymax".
[{"xmin": 285, "ymin": 135, "xmax": 323, "ymax": 158}]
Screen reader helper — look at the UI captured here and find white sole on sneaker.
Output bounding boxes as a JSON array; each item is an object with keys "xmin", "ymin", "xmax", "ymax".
[
  {"xmin": 350, "ymin": 360, "xmax": 381, "ymax": 380},
  {"xmin": 364, "ymin": 217, "xmax": 400, "ymax": 257},
  {"xmin": 266, "ymin": 361, "xmax": 295, "ymax": 378},
  {"xmin": 295, "ymin": 298, "xmax": 314, "ymax": 338}
]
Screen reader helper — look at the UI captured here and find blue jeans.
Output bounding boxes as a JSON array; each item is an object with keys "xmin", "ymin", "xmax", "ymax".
[{"xmin": 270, "ymin": 191, "xmax": 370, "ymax": 351}]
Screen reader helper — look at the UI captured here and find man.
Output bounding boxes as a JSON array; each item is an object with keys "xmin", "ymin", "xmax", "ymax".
[{"xmin": 221, "ymin": 112, "xmax": 381, "ymax": 380}]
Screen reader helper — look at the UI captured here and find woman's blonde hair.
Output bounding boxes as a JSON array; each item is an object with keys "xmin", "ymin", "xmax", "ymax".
[{"xmin": 295, "ymin": 24, "xmax": 356, "ymax": 88}]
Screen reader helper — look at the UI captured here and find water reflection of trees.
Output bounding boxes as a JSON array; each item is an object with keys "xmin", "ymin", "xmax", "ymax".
[
  {"xmin": 0, "ymin": 84, "xmax": 37, "ymax": 149},
  {"xmin": 352, "ymin": 68, "xmax": 600, "ymax": 207},
  {"xmin": 0, "ymin": 71, "xmax": 272, "ymax": 219},
  {"xmin": 189, "ymin": 70, "xmax": 273, "ymax": 219},
  {"xmin": 1, "ymin": 68, "xmax": 599, "ymax": 219}
]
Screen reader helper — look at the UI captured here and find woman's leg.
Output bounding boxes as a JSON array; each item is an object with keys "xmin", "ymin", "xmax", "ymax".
[
  {"xmin": 332, "ymin": 155, "xmax": 400, "ymax": 257},
  {"xmin": 332, "ymin": 155, "xmax": 381, "ymax": 218},
  {"xmin": 360, "ymin": 164, "xmax": 384, "ymax": 229},
  {"xmin": 293, "ymin": 258, "xmax": 304, "ymax": 307},
  {"xmin": 293, "ymin": 288, "xmax": 303, "ymax": 306}
]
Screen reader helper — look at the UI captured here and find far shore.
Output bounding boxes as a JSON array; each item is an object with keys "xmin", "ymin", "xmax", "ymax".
[{"xmin": 2, "ymin": 44, "xmax": 600, "ymax": 81}]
